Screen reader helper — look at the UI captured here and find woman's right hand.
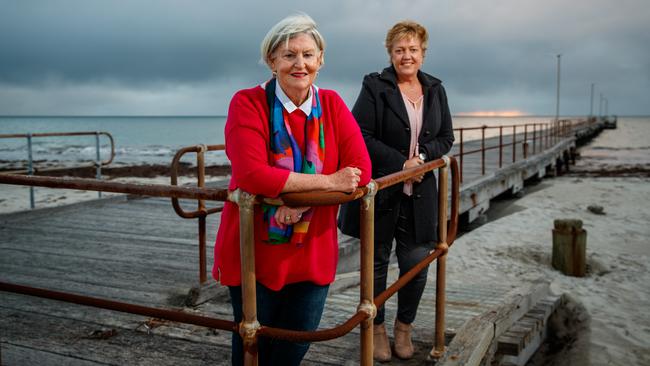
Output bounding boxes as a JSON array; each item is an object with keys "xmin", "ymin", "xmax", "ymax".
[
  {"xmin": 328, "ymin": 167, "xmax": 362, "ymax": 193},
  {"xmin": 403, "ymin": 156, "xmax": 425, "ymax": 183}
]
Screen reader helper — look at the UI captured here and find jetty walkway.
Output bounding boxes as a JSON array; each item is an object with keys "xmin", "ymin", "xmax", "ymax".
[{"xmin": 0, "ymin": 119, "xmax": 605, "ymax": 365}]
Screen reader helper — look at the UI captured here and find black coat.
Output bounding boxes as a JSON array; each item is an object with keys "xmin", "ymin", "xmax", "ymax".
[{"xmin": 338, "ymin": 66, "xmax": 454, "ymax": 243}]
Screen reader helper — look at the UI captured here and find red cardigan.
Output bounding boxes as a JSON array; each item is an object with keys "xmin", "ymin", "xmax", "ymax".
[{"xmin": 212, "ymin": 85, "xmax": 371, "ymax": 291}]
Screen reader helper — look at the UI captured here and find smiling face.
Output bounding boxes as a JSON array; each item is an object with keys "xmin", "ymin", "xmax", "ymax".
[
  {"xmin": 269, "ymin": 33, "xmax": 323, "ymax": 106},
  {"xmin": 389, "ymin": 36, "xmax": 424, "ymax": 81}
]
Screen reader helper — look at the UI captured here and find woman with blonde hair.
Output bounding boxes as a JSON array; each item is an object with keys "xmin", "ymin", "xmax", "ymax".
[{"xmin": 339, "ymin": 20, "xmax": 454, "ymax": 361}]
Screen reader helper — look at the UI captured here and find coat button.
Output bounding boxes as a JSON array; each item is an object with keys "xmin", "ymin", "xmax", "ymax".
[
  {"xmin": 405, "ymin": 127, "xmax": 411, "ymax": 132},
  {"xmin": 415, "ymin": 194, "xmax": 422, "ymax": 199},
  {"xmin": 424, "ymin": 130, "xmax": 431, "ymax": 136},
  {"xmin": 400, "ymin": 149, "xmax": 407, "ymax": 154}
]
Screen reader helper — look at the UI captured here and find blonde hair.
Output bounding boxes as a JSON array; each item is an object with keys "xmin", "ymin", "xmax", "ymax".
[
  {"xmin": 260, "ymin": 13, "xmax": 326, "ymax": 68},
  {"xmin": 384, "ymin": 20, "xmax": 428, "ymax": 54}
]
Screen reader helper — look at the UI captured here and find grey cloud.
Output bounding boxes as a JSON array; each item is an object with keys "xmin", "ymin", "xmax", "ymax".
[{"xmin": 0, "ymin": 0, "xmax": 648, "ymax": 115}]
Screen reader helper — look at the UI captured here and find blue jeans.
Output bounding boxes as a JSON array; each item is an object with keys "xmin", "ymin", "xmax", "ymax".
[{"xmin": 229, "ymin": 281, "xmax": 329, "ymax": 366}]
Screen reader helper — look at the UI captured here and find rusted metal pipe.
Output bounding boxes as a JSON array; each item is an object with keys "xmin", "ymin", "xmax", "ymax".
[
  {"xmin": 512, "ymin": 125, "xmax": 517, "ymax": 163},
  {"xmin": 277, "ymin": 188, "xmax": 368, "ymax": 207},
  {"xmin": 230, "ymin": 189, "xmax": 260, "ymax": 366},
  {"xmin": 375, "ymin": 159, "xmax": 446, "ymax": 191},
  {"xmin": 523, "ymin": 125, "xmax": 528, "ymax": 159},
  {"xmin": 197, "ymin": 145, "xmax": 208, "ymax": 284},
  {"xmin": 533, "ymin": 124, "xmax": 537, "ymax": 154},
  {"xmin": 170, "ymin": 144, "xmax": 225, "ymax": 218},
  {"xmin": 499, "ymin": 126, "xmax": 503, "ymax": 168},
  {"xmin": 459, "ymin": 129, "xmax": 464, "ymax": 183},
  {"xmin": 481, "ymin": 126, "xmax": 486, "ymax": 176},
  {"xmin": 0, "ymin": 282, "xmax": 236, "ymax": 331},
  {"xmin": 0, "ymin": 174, "xmax": 229, "ymax": 202},
  {"xmin": 431, "ymin": 156, "xmax": 450, "ymax": 359},
  {"xmin": 359, "ymin": 181, "xmax": 377, "ymax": 366},
  {"xmin": 447, "ymin": 156, "xmax": 460, "ymax": 243}
]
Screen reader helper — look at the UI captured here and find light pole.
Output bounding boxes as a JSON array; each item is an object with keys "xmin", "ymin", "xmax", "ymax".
[
  {"xmin": 589, "ymin": 83, "xmax": 595, "ymax": 120},
  {"xmin": 555, "ymin": 54, "xmax": 561, "ymax": 122}
]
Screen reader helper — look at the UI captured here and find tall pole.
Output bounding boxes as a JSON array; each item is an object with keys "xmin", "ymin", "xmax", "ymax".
[
  {"xmin": 599, "ymin": 93, "xmax": 603, "ymax": 117},
  {"xmin": 604, "ymin": 98, "xmax": 609, "ymax": 116},
  {"xmin": 589, "ymin": 83, "xmax": 595, "ymax": 120},
  {"xmin": 555, "ymin": 54, "xmax": 561, "ymax": 122}
]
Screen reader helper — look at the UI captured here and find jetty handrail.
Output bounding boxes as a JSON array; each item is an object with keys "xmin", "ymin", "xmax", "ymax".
[
  {"xmin": 452, "ymin": 118, "xmax": 596, "ymax": 182},
  {"xmin": 169, "ymin": 144, "xmax": 226, "ymax": 285},
  {"xmin": 0, "ymin": 131, "xmax": 116, "ymax": 171},
  {"xmin": 0, "ymin": 130, "xmax": 116, "ymax": 209},
  {"xmin": 0, "ymin": 155, "xmax": 460, "ymax": 366}
]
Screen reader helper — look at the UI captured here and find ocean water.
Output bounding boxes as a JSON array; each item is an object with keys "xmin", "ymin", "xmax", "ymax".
[
  {"xmin": 1, "ymin": 116, "xmax": 648, "ymax": 169},
  {"xmin": 0, "ymin": 116, "xmax": 227, "ymax": 168}
]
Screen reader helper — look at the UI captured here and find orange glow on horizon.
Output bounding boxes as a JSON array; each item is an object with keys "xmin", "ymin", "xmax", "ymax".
[{"xmin": 456, "ymin": 110, "xmax": 527, "ymax": 117}]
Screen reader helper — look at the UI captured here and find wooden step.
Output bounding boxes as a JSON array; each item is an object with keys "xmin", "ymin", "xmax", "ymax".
[{"xmin": 495, "ymin": 294, "xmax": 563, "ymax": 366}]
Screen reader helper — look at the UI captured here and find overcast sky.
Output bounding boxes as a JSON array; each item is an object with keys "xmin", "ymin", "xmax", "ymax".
[{"xmin": 1, "ymin": 0, "xmax": 648, "ymax": 116}]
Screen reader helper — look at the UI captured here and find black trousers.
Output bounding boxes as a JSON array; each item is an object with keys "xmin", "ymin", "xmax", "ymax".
[{"xmin": 374, "ymin": 194, "xmax": 436, "ymax": 325}]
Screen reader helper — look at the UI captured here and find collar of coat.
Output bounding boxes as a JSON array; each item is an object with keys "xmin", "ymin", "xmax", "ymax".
[{"xmin": 378, "ymin": 65, "xmax": 442, "ymax": 88}]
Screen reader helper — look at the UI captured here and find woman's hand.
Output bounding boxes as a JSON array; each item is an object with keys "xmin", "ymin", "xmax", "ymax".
[
  {"xmin": 274, "ymin": 206, "xmax": 311, "ymax": 228},
  {"xmin": 403, "ymin": 156, "xmax": 425, "ymax": 183},
  {"xmin": 328, "ymin": 167, "xmax": 362, "ymax": 193}
]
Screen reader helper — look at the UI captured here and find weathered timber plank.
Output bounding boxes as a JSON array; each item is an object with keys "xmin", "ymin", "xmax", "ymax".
[
  {"xmin": 1, "ymin": 307, "xmax": 231, "ymax": 366},
  {"xmin": 0, "ymin": 249, "xmax": 206, "ymax": 289},
  {"xmin": 0, "ymin": 272, "xmax": 176, "ymax": 306},
  {"xmin": 2, "ymin": 342, "xmax": 112, "ymax": 366},
  {"xmin": 0, "ymin": 259, "xmax": 194, "ymax": 295}
]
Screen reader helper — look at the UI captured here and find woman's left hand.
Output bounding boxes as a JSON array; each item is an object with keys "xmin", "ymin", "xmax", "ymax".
[{"xmin": 274, "ymin": 206, "xmax": 310, "ymax": 227}]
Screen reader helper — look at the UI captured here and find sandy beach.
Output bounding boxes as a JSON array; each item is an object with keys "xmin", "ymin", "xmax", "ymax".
[{"xmin": 449, "ymin": 175, "xmax": 650, "ymax": 365}]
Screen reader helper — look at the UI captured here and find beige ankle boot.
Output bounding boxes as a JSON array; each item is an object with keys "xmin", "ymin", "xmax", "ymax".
[
  {"xmin": 393, "ymin": 319, "xmax": 415, "ymax": 359},
  {"xmin": 373, "ymin": 323, "xmax": 392, "ymax": 362}
]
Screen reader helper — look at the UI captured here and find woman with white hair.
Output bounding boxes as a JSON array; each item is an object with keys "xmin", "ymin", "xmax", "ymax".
[{"xmin": 212, "ymin": 13, "xmax": 371, "ymax": 365}]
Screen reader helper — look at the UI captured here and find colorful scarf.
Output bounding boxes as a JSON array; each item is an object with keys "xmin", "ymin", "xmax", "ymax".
[{"xmin": 263, "ymin": 79, "xmax": 325, "ymax": 245}]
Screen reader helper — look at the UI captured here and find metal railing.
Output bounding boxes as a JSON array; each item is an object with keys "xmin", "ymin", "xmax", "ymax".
[
  {"xmin": 0, "ymin": 153, "xmax": 459, "ymax": 366},
  {"xmin": 452, "ymin": 118, "xmax": 596, "ymax": 183},
  {"xmin": 170, "ymin": 144, "xmax": 226, "ymax": 286},
  {"xmin": 0, "ymin": 131, "xmax": 115, "ymax": 208}
]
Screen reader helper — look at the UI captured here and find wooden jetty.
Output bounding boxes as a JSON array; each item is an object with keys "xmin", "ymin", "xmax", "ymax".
[{"xmin": 0, "ymin": 120, "xmax": 605, "ymax": 365}]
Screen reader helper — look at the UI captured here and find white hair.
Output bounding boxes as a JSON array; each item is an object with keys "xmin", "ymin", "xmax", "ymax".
[{"xmin": 260, "ymin": 13, "xmax": 326, "ymax": 68}]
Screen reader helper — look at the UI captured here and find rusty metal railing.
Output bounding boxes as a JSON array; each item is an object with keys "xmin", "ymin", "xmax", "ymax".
[
  {"xmin": 170, "ymin": 144, "xmax": 226, "ymax": 286},
  {"xmin": 0, "ymin": 154, "xmax": 459, "ymax": 365},
  {"xmin": 453, "ymin": 118, "xmax": 596, "ymax": 183},
  {"xmin": 0, "ymin": 131, "xmax": 115, "ymax": 207}
]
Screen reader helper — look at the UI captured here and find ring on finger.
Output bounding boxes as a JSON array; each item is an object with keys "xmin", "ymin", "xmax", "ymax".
[{"xmin": 285, "ymin": 215, "xmax": 291, "ymax": 222}]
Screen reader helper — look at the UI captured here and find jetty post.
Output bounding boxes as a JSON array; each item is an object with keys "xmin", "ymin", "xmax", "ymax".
[
  {"xmin": 552, "ymin": 219, "xmax": 587, "ymax": 277},
  {"xmin": 431, "ymin": 156, "xmax": 451, "ymax": 359},
  {"xmin": 233, "ymin": 189, "xmax": 261, "ymax": 365},
  {"xmin": 359, "ymin": 182, "xmax": 378, "ymax": 365}
]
